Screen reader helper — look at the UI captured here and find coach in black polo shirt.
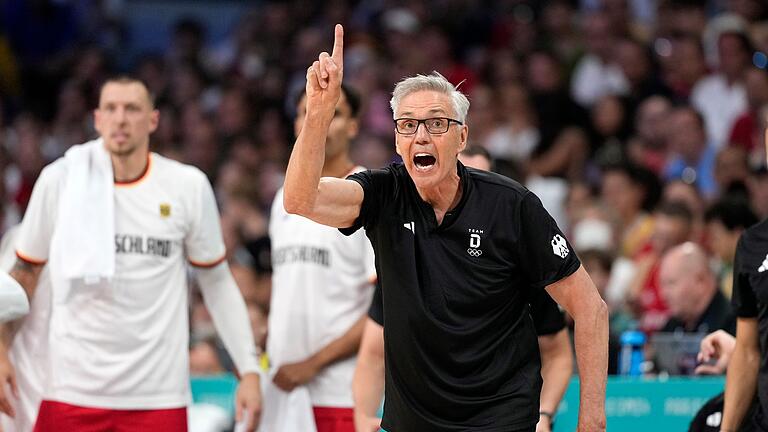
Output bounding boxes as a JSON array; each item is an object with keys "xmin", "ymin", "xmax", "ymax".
[{"xmin": 284, "ymin": 25, "xmax": 608, "ymax": 432}]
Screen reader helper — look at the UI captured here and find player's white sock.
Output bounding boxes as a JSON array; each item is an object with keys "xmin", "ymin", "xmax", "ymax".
[{"xmin": 0, "ymin": 270, "xmax": 28, "ymax": 322}]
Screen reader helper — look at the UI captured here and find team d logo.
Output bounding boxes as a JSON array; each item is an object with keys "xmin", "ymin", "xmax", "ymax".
[
  {"xmin": 159, "ymin": 203, "xmax": 171, "ymax": 218},
  {"xmin": 467, "ymin": 228, "xmax": 483, "ymax": 257},
  {"xmin": 551, "ymin": 234, "xmax": 569, "ymax": 258}
]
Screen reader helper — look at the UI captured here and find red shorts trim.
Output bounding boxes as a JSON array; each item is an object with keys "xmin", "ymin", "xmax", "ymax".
[
  {"xmin": 34, "ymin": 400, "xmax": 187, "ymax": 432},
  {"xmin": 313, "ymin": 406, "xmax": 354, "ymax": 432}
]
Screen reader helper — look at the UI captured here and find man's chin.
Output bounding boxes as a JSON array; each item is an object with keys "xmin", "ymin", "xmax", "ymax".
[{"xmin": 106, "ymin": 143, "xmax": 138, "ymax": 157}]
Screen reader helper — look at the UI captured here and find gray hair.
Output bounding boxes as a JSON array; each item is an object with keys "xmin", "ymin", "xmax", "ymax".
[{"xmin": 390, "ymin": 72, "xmax": 470, "ymax": 123}]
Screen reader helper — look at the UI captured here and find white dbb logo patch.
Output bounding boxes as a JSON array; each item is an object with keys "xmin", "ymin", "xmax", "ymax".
[{"xmin": 551, "ymin": 234, "xmax": 569, "ymax": 258}]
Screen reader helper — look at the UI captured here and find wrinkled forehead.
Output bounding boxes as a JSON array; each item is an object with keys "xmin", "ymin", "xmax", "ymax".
[{"xmin": 396, "ymin": 90, "xmax": 454, "ymax": 118}]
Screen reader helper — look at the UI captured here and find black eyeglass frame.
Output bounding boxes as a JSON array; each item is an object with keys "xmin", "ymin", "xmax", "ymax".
[{"xmin": 393, "ymin": 117, "xmax": 464, "ymax": 135}]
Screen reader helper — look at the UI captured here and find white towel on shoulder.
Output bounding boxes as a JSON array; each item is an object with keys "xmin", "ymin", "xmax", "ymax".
[{"xmin": 53, "ymin": 138, "xmax": 115, "ymax": 282}]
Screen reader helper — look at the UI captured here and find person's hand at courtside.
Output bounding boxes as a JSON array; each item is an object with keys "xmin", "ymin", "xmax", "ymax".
[
  {"xmin": 272, "ymin": 357, "xmax": 321, "ymax": 392},
  {"xmin": 695, "ymin": 329, "xmax": 735, "ymax": 375},
  {"xmin": 0, "ymin": 349, "xmax": 17, "ymax": 418},
  {"xmin": 234, "ymin": 372, "xmax": 262, "ymax": 431},
  {"xmin": 354, "ymin": 411, "xmax": 382, "ymax": 432},
  {"xmin": 305, "ymin": 24, "xmax": 344, "ymax": 118},
  {"xmin": 536, "ymin": 415, "xmax": 552, "ymax": 432}
]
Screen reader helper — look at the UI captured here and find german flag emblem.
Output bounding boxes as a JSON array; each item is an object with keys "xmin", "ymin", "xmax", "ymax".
[{"xmin": 160, "ymin": 203, "xmax": 171, "ymax": 217}]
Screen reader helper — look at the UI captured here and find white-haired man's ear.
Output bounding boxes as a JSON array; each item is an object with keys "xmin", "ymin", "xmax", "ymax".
[{"xmin": 0, "ymin": 271, "xmax": 28, "ymax": 322}]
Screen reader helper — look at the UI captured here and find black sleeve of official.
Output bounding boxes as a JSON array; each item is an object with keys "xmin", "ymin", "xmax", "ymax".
[
  {"xmin": 368, "ymin": 282, "xmax": 384, "ymax": 325},
  {"xmin": 529, "ymin": 289, "xmax": 566, "ymax": 335},
  {"xmin": 339, "ymin": 168, "xmax": 389, "ymax": 237},
  {"xmin": 732, "ymin": 235, "xmax": 758, "ymax": 318},
  {"xmin": 516, "ymin": 191, "xmax": 580, "ymax": 289}
]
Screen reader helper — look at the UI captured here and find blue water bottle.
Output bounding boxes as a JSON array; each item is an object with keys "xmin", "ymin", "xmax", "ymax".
[{"xmin": 618, "ymin": 330, "xmax": 646, "ymax": 376}]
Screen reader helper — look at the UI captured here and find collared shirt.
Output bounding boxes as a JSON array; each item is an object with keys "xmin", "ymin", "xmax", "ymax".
[
  {"xmin": 341, "ymin": 162, "xmax": 580, "ymax": 431},
  {"xmin": 731, "ymin": 218, "xmax": 768, "ymax": 430}
]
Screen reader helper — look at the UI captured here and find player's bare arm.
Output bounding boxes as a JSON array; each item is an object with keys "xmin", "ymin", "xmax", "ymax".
[
  {"xmin": 283, "ymin": 24, "xmax": 364, "ymax": 228},
  {"xmin": 0, "ymin": 257, "xmax": 40, "ymax": 418},
  {"xmin": 273, "ymin": 314, "xmax": 366, "ymax": 392},
  {"xmin": 545, "ymin": 265, "xmax": 608, "ymax": 432},
  {"xmin": 721, "ymin": 318, "xmax": 759, "ymax": 431},
  {"xmin": 9, "ymin": 259, "xmax": 43, "ymax": 305},
  {"xmin": 353, "ymin": 318, "xmax": 385, "ymax": 432},
  {"xmin": 537, "ymin": 328, "xmax": 573, "ymax": 432},
  {"xmin": 0, "ymin": 259, "xmax": 43, "ymax": 348}
]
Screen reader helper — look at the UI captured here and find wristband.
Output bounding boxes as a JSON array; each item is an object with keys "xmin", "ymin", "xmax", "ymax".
[{"xmin": 539, "ymin": 410, "xmax": 554, "ymax": 420}]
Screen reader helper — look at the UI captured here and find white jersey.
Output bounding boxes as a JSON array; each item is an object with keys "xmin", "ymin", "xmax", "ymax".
[
  {"xmin": 268, "ymin": 180, "xmax": 375, "ymax": 408},
  {"xmin": 15, "ymin": 153, "xmax": 226, "ymax": 409},
  {"xmin": 0, "ymin": 227, "xmax": 51, "ymax": 432}
]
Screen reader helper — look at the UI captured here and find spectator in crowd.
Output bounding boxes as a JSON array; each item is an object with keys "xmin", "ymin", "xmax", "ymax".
[
  {"xmin": 705, "ymin": 197, "xmax": 759, "ymax": 299},
  {"xmin": 664, "ymin": 106, "xmax": 718, "ymax": 200},
  {"xmin": 659, "ymin": 242, "xmax": 736, "ymax": 335},
  {"xmin": 629, "ymin": 201, "xmax": 695, "ymax": 333},
  {"xmin": 690, "ymin": 31, "xmax": 751, "ymax": 149},
  {"xmin": 728, "ymin": 66, "xmax": 768, "ymax": 156},
  {"xmin": 571, "ymin": 11, "xmax": 627, "ymax": 107},
  {"xmin": 626, "ymin": 95, "xmax": 671, "ymax": 175},
  {"xmin": 662, "ymin": 36, "xmax": 708, "ymax": 102},
  {"xmin": 600, "ymin": 163, "xmax": 660, "ymax": 259}
]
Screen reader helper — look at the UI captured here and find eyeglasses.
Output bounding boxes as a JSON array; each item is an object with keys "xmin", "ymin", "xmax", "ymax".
[{"xmin": 394, "ymin": 117, "xmax": 463, "ymax": 135}]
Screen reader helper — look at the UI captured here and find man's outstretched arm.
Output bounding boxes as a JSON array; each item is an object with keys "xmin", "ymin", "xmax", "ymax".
[
  {"xmin": 283, "ymin": 24, "xmax": 363, "ymax": 228},
  {"xmin": 546, "ymin": 266, "xmax": 608, "ymax": 432}
]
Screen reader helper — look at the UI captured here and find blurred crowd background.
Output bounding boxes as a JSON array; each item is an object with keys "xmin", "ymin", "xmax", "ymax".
[{"xmin": 1, "ymin": 0, "xmax": 768, "ymax": 377}]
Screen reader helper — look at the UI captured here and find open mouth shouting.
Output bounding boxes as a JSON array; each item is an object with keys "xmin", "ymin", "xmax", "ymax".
[{"xmin": 413, "ymin": 152, "xmax": 437, "ymax": 172}]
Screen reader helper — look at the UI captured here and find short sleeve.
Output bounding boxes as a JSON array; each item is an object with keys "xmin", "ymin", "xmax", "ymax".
[
  {"xmin": 732, "ymin": 236, "xmax": 757, "ymax": 318},
  {"xmin": 339, "ymin": 167, "xmax": 393, "ymax": 236},
  {"xmin": 529, "ymin": 290, "xmax": 566, "ymax": 336},
  {"xmin": 368, "ymin": 283, "xmax": 384, "ymax": 326},
  {"xmin": 186, "ymin": 170, "xmax": 226, "ymax": 267},
  {"xmin": 517, "ymin": 192, "xmax": 580, "ymax": 288},
  {"xmin": 16, "ymin": 163, "xmax": 63, "ymax": 263}
]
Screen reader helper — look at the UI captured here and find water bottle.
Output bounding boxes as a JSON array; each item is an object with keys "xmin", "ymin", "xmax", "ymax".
[{"xmin": 618, "ymin": 330, "xmax": 646, "ymax": 376}]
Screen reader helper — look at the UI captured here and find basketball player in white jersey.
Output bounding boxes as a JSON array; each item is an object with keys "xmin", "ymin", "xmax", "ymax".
[
  {"xmin": 266, "ymin": 84, "xmax": 375, "ymax": 432},
  {"xmin": 0, "ymin": 77, "xmax": 262, "ymax": 431}
]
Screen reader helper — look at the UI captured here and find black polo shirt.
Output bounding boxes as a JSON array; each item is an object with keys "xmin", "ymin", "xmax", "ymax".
[
  {"xmin": 341, "ymin": 162, "xmax": 580, "ymax": 431},
  {"xmin": 369, "ymin": 282, "xmax": 567, "ymax": 336},
  {"xmin": 732, "ymin": 218, "xmax": 768, "ymax": 431}
]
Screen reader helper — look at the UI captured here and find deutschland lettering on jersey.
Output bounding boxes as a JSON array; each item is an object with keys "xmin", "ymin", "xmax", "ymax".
[
  {"xmin": 114, "ymin": 234, "xmax": 172, "ymax": 258},
  {"xmin": 272, "ymin": 245, "xmax": 331, "ymax": 267}
]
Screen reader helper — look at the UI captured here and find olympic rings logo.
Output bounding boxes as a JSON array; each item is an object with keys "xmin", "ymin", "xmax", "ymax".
[{"xmin": 467, "ymin": 248, "xmax": 483, "ymax": 257}]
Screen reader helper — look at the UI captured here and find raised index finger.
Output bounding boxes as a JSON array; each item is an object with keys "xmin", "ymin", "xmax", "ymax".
[{"xmin": 331, "ymin": 24, "xmax": 344, "ymax": 65}]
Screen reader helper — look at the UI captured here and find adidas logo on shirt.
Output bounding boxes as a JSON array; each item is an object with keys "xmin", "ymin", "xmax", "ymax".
[{"xmin": 759, "ymin": 253, "xmax": 768, "ymax": 273}]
